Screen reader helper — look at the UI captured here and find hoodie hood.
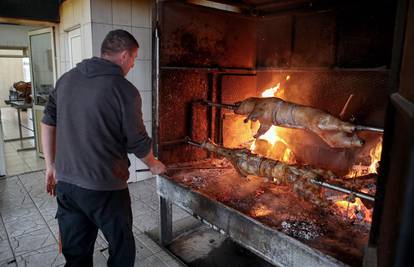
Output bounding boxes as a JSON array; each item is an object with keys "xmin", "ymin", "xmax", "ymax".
[{"xmin": 76, "ymin": 57, "xmax": 123, "ymax": 78}]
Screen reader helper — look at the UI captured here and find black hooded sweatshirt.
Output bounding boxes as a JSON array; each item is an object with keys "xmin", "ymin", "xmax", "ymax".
[{"xmin": 42, "ymin": 57, "xmax": 151, "ymax": 191}]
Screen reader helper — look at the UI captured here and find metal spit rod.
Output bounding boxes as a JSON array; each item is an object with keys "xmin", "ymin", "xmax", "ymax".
[
  {"xmin": 310, "ymin": 178, "xmax": 375, "ymax": 202},
  {"xmin": 203, "ymin": 100, "xmax": 384, "ymax": 133},
  {"xmin": 203, "ymin": 100, "xmax": 239, "ymax": 110},
  {"xmin": 185, "ymin": 137, "xmax": 375, "ymax": 202},
  {"xmin": 136, "ymin": 166, "xmax": 231, "ymax": 172},
  {"xmin": 184, "ymin": 136, "xmax": 202, "ymax": 147},
  {"xmin": 355, "ymin": 125, "xmax": 384, "ymax": 133}
]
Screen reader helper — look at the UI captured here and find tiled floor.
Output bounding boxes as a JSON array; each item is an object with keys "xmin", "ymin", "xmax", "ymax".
[
  {"xmin": 1, "ymin": 107, "xmax": 45, "ymax": 176},
  {"xmin": 0, "ymin": 107, "xmax": 188, "ymax": 266},
  {"xmin": 0, "ymin": 171, "xmax": 188, "ymax": 266}
]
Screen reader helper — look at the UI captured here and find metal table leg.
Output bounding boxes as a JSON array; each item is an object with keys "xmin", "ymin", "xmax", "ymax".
[
  {"xmin": 17, "ymin": 108, "xmax": 23, "ymax": 146},
  {"xmin": 159, "ymin": 195, "xmax": 173, "ymax": 246}
]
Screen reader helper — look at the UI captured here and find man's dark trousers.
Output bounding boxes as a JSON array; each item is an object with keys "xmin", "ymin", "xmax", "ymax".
[{"xmin": 56, "ymin": 181, "xmax": 135, "ymax": 267}]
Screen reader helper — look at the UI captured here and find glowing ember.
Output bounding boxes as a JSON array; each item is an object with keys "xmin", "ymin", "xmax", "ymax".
[
  {"xmin": 338, "ymin": 138, "xmax": 380, "ymax": 222},
  {"xmin": 335, "ymin": 197, "xmax": 372, "ymax": 223},
  {"xmin": 346, "ymin": 137, "xmax": 383, "ymax": 177},
  {"xmin": 251, "ymin": 204, "xmax": 273, "ymax": 217}
]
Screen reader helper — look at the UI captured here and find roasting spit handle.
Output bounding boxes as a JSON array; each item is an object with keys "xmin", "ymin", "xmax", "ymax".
[
  {"xmin": 136, "ymin": 168, "xmax": 151, "ymax": 172},
  {"xmin": 184, "ymin": 136, "xmax": 203, "ymax": 147},
  {"xmin": 203, "ymin": 100, "xmax": 239, "ymax": 110},
  {"xmin": 355, "ymin": 125, "xmax": 384, "ymax": 133},
  {"xmin": 310, "ymin": 178, "xmax": 375, "ymax": 202}
]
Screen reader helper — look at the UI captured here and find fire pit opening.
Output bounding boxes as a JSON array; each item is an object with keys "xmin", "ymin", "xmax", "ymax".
[{"xmin": 153, "ymin": 1, "xmax": 398, "ymax": 266}]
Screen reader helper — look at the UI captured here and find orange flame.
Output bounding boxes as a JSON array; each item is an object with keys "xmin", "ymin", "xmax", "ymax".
[
  {"xmin": 250, "ymin": 76, "xmax": 295, "ymax": 164},
  {"xmin": 369, "ymin": 137, "xmax": 382, "ymax": 174},
  {"xmin": 335, "ymin": 197, "xmax": 372, "ymax": 223},
  {"xmin": 261, "ymin": 83, "xmax": 280, "ymax": 97},
  {"xmin": 251, "ymin": 204, "xmax": 273, "ymax": 217},
  {"xmin": 346, "ymin": 138, "xmax": 383, "ymax": 177}
]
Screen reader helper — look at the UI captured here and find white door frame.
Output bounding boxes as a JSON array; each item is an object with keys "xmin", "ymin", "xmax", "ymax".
[
  {"xmin": 68, "ymin": 27, "xmax": 81, "ymax": 69},
  {"xmin": 28, "ymin": 27, "xmax": 57, "ymax": 157}
]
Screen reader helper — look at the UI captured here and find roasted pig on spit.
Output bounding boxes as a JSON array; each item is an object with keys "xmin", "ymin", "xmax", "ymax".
[
  {"xmin": 201, "ymin": 139, "xmax": 331, "ymax": 206},
  {"xmin": 192, "ymin": 139, "xmax": 375, "ymax": 205},
  {"xmin": 233, "ymin": 97, "xmax": 364, "ymax": 148}
]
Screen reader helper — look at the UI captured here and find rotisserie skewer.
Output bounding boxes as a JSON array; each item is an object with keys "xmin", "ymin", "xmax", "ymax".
[
  {"xmin": 185, "ymin": 138, "xmax": 375, "ymax": 204},
  {"xmin": 203, "ymin": 99, "xmax": 383, "ymax": 148}
]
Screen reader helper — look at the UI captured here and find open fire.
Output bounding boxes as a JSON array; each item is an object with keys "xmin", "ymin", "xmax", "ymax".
[
  {"xmin": 162, "ymin": 77, "xmax": 382, "ymax": 264},
  {"xmin": 236, "ymin": 76, "xmax": 382, "ymax": 224}
]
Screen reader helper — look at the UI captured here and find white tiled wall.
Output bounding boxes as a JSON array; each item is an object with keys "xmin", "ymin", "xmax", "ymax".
[
  {"xmin": 57, "ymin": 0, "xmax": 92, "ymax": 76},
  {"xmin": 89, "ymin": 0, "xmax": 153, "ymax": 182}
]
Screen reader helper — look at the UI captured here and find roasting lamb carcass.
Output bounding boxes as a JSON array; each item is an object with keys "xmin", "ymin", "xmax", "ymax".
[
  {"xmin": 234, "ymin": 97, "xmax": 364, "ymax": 148},
  {"xmin": 201, "ymin": 139, "xmax": 330, "ymax": 206}
]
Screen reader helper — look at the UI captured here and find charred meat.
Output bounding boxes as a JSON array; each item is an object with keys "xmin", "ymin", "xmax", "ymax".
[{"xmin": 201, "ymin": 139, "xmax": 330, "ymax": 206}]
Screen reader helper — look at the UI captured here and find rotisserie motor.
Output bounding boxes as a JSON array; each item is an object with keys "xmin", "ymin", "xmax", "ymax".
[{"xmin": 234, "ymin": 97, "xmax": 364, "ymax": 148}]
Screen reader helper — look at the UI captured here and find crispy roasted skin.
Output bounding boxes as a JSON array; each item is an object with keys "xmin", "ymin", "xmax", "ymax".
[
  {"xmin": 234, "ymin": 97, "xmax": 364, "ymax": 148},
  {"xmin": 201, "ymin": 140, "xmax": 330, "ymax": 206}
]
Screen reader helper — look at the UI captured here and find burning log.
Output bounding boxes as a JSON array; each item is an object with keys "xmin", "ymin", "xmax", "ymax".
[{"xmin": 204, "ymin": 98, "xmax": 383, "ymax": 148}]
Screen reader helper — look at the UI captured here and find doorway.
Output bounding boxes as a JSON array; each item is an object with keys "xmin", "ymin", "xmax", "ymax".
[{"xmin": 0, "ymin": 23, "xmax": 53, "ymax": 176}]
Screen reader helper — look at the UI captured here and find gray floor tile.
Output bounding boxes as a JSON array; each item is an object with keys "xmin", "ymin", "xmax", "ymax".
[
  {"xmin": 0, "ymin": 189, "xmax": 28, "ymax": 205},
  {"xmin": 0, "ymin": 239, "xmax": 14, "ymax": 265},
  {"xmin": 0, "ymin": 258, "xmax": 17, "ymax": 267},
  {"xmin": 14, "ymin": 243, "xmax": 64, "ymax": 267},
  {"xmin": 6, "ymin": 168, "xmax": 31, "ymax": 177},
  {"xmin": 131, "ymin": 197, "xmax": 156, "ymax": 218},
  {"xmin": 92, "ymin": 250, "xmax": 108, "ymax": 267},
  {"xmin": 135, "ymin": 233, "xmax": 162, "ymax": 254},
  {"xmin": 129, "ymin": 183, "xmax": 154, "ymax": 200},
  {"xmin": 133, "ymin": 211, "xmax": 158, "ymax": 233},
  {"xmin": 4, "ymin": 154, "xmax": 21, "ymax": 162},
  {"xmin": 172, "ymin": 205, "xmax": 189, "ymax": 222},
  {"xmin": 0, "ymin": 177, "xmax": 23, "ymax": 193},
  {"xmin": 136, "ymin": 254, "xmax": 167, "ymax": 267},
  {"xmin": 18, "ymin": 172, "xmax": 43, "ymax": 187},
  {"xmin": 135, "ymin": 238, "xmax": 154, "ymax": 261},
  {"xmin": 32, "ymin": 195, "xmax": 57, "ymax": 212},
  {"xmin": 143, "ymin": 178, "xmax": 156, "ymax": 188},
  {"xmin": 48, "ymin": 224, "xmax": 59, "ymax": 242},
  {"xmin": 1, "ymin": 107, "xmax": 42, "ymax": 176},
  {"xmin": 10, "ymin": 227, "xmax": 56, "ymax": 256},
  {"xmin": 93, "ymin": 232, "xmax": 108, "ymax": 252},
  {"xmin": 0, "ymin": 193, "xmax": 35, "ymax": 211},
  {"xmin": 155, "ymin": 250, "xmax": 185, "ymax": 267},
  {"xmin": 0, "ymin": 171, "xmax": 183, "ymax": 267},
  {"xmin": 0, "ymin": 219, "xmax": 8, "ymax": 242},
  {"xmin": 4, "ymin": 213, "xmax": 47, "ymax": 238},
  {"xmin": 1, "ymin": 206, "xmax": 39, "ymax": 225}
]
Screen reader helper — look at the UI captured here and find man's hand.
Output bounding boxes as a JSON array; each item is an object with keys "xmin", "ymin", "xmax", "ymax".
[
  {"xmin": 139, "ymin": 148, "xmax": 166, "ymax": 175},
  {"xmin": 45, "ymin": 165, "xmax": 56, "ymax": 196},
  {"xmin": 41, "ymin": 122, "xmax": 57, "ymax": 196},
  {"xmin": 149, "ymin": 159, "xmax": 166, "ymax": 175}
]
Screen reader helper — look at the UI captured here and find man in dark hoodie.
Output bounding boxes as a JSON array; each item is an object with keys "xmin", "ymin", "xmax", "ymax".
[{"xmin": 41, "ymin": 29, "xmax": 165, "ymax": 267}]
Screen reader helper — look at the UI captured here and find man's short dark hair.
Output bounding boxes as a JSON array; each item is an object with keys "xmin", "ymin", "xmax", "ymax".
[{"xmin": 101, "ymin": 29, "xmax": 139, "ymax": 56}]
